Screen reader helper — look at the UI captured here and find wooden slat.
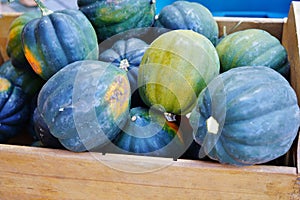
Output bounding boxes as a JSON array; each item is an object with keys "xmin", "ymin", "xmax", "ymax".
[
  {"xmin": 0, "ymin": 144, "xmax": 298, "ymax": 199},
  {"xmin": 215, "ymin": 16, "xmax": 284, "ymax": 40}
]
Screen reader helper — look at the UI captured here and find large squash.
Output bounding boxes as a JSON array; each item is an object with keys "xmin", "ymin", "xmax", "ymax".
[
  {"xmin": 6, "ymin": 10, "xmax": 41, "ymax": 69},
  {"xmin": 189, "ymin": 66, "xmax": 300, "ymax": 166},
  {"xmin": 216, "ymin": 29, "xmax": 290, "ymax": 77},
  {"xmin": 0, "ymin": 76, "xmax": 29, "ymax": 142},
  {"xmin": 22, "ymin": 0, "xmax": 99, "ymax": 80},
  {"xmin": 37, "ymin": 60, "xmax": 131, "ymax": 152},
  {"xmin": 77, "ymin": 0, "xmax": 156, "ymax": 42},
  {"xmin": 154, "ymin": 0, "xmax": 219, "ymax": 46},
  {"xmin": 138, "ymin": 30, "xmax": 220, "ymax": 115}
]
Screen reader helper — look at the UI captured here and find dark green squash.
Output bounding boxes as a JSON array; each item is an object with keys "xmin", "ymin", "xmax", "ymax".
[
  {"xmin": 154, "ymin": 0, "xmax": 219, "ymax": 46},
  {"xmin": 105, "ymin": 107, "xmax": 189, "ymax": 158},
  {"xmin": 77, "ymin": 0, "xmax": 156, "ymax": 42},
  {"xmin": 138, "ymin": 30, "xmax": 220, "ymax": 115},
  {"xmin": 99, "ymin": 37, "xmax": 149, "ymax": 108},
  {"xmin": 6, "ymin": 10, "xmax": 41, "ymax": 69},
  {"xmin": 37, "ymin": 60, "xmax": 131, "ymax": 152},
  {"xmin": 0, "ymin": 60, "xmax": 44, "ymax": 98},
  {"xmin": 0, "ymin": 76, "xmax": 29, "ymax": 142},
  {"xmin": 189, "ymin": 66, "xmax": 300, "ymax": 166},
  {"xmin": 216, "ymin": 29, "xmax": 290, "ymax": 77},
  {"xmin": 22, "ymin": 0, "xmax": 99, "ymax": 80}
]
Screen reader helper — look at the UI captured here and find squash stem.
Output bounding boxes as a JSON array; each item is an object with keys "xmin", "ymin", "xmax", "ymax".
[{"xmin": 34, "ymin": 0, "xmax": 53, "ymax": 16}]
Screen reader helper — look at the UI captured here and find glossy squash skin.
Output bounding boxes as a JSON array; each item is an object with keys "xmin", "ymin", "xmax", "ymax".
[
  {"xmin": 77, "ymin": 0, "xmax": 156, "ymax": 42},
  {"xmin": 189, "ymin": 66, "xmax": 300, "ymax": 166},
  {"xmin": 22, "ymin": 7, "xmax": 99, "ymax": 80},
  {"xmin": 99, "ymin": 37, "xmax": 149, "ymax": 108},
  {"xmin": 37, "ymin": 60, "xmax": 131, "ymax": 152},
  {"xmin": 0, "ymin": 76, "xmax": 29, "ymax": 142},
  {"xmin": 6, "ymin": 10, "xmax": 41, "ymax": 69},
  {"xmin": 154, "ymin": 0, "xmax": 219, "ymax": 46},
  {"xmin": 216, "ymin": 29, "xmax": 290, "ymax": 77},
  {"xmin": 138, "ymin": 30, "xmax": 220, "ymax": 115},
  {"xmin": 107, "ymin": 107, "xmax": 187, "ymax": 158},
  {"xmin": 0, "ymin": 60, "xmax": 44, "ymax": 98}
]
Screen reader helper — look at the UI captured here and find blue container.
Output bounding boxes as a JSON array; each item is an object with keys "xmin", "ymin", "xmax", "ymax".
[{"xmin": 156, "ymin": 0, "xmax": 299, "ymax": 18}]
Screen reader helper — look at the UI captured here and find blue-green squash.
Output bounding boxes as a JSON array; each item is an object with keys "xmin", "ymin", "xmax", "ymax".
[
  {"xmin": 22, "ymin": 0, "xmax": 99, "ymax": 80},
  {"xmin": 106, "ymin": 107, "xmax": 189, "ymax": 158},
  {"xmin": 77, "ymin": 0, "xmax": 156, "ymax": 42},
  {"xmin": 0, "ymin": 76, "xmax": 30, "ymax": 142},
  {"xmin": 216, "ymin": 29, "xmax": 290, "ymax": 77},
  {"xmin": 37, "ymin": 60, "xmax": 131, "ymax": 152},
  {"xmin": 189, "ymin": 66, "xmax": 300, "ymax": 166},
  {"xmin": 154, "ymin": 0, "xmax": 219, "ymax": 46},
  {"xmin": 138, "ymin": 30, "xmax": 220, "ymax": 115}
]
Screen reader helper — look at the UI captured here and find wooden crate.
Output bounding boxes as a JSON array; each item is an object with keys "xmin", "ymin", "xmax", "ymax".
[{"xmin": 0, "ymin": 2, "xmax": 300, "ymax": 199}]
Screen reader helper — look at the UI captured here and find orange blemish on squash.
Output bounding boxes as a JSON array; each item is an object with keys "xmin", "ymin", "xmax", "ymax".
[
  {"xmin": 23, "ymin": 46, "xmax": 43, "ymax": 75},
  {"xmin": 165, "ymin": 121, "xmax": 185, "ymax": 144},
  {"xmin": 0, "ymin": 78, "xmax": 11, "ymax": 92},
  {"xmin": 105, "ymin": 75, "xmax": 130, "ymax": 119}
]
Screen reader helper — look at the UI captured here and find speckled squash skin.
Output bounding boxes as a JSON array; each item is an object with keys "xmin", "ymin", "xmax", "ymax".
[
  {"xmin": 154, "ymin": 0, "xmax": 219, "ymax": 46},
  {"xmin": 106, "ymin": 107, "xmax": 187, "ymax": 158},
  {"xmin": 77, "ymin": 0, "xmax": 156, "ymax": 42},
  {"xmin": 22, "ymin": 7, "xmax": 99, "ymax": 80},
  {"xmin": 0, "ymin": 60, "xmax": 44, "ymax": 98},
  {"xmin": 189, "ymin": 66, "xmax": 300, "ymax": 166},
  {"xmin": 216, "ymin": 29, "xmax": 290, "ymax": 77},
  {"xmin": 138, "ymin": 30, "xmax": 220, "ymax": 115},
  {"xmin": 0, "ymin": 76, "xmax": 29, "ymax": 142},
  {"xmin": 37, "ymin": 60, "xmax": 131, "ymax": 152},
  {"xmin": 99, "ymin": 37, "xmax": 149, "ymax": 108},
  {"xmin": 6, "ymin": 10, "xmax": 41, "ymax": 69}
]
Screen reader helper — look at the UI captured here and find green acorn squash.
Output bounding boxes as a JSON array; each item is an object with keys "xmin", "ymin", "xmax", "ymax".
[
  {"xmin": 37, "ymin": 60, "xmax": 131, "ymax": 152},
  {"xmin": 99, "ymin": 37, "xmax": 149, "ymax": 108},
  {"xmin": 154, "ymin": 0, "xmax": 219, "ymax": 46},
  {"xmin": 6, "ymin": 10, "xmax": 41, "ymax": 69},
  {"xmin": 105, "ymin": 107, "xmax": 189, "ymax": 158},
  {"xmin": 0, "ymin": 76, "xmax": 29, "ymax": 142},
  {"xmin": 22, "ymin": 0, "xmax": 99, "ymax": 80},
  {"xmin": 189, "ymin": 66, "xmax": 300, "ymax": 166},
  {"xmin": 77, "ymin": 0, "xmax": 156, "ymax": 42},
  {"xmin": 138, "ymin": 30, "xmax": 220, "ymax": 115},
  {"xmin": 216, "ymin": 29, "xmax": 290, "ymax": 77}
]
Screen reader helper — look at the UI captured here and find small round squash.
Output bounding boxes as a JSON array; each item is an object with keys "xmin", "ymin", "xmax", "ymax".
[
  {"xmin": 37, "ymin": 60, "xmax": 131, "ymax": 152},
  {"xmin": 189, "ymin": 66, "xmax": 300, "ymax": 166},
  {"xmin": 106, "ymin": 107, "xmax": 188, "ymax": 158},
  {"xmin": 154, "ymin": 0, "xmax": 219, "ymax": 46}
]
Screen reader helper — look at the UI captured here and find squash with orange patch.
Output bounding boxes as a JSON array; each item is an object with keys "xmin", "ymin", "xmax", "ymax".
[
  {"xmin": 37, "ymin": 60, "xmax": 131, "ymax": 152},
  {"xmin": 22, "ymin": 0, "xmax": 98, "ymax": 80}
]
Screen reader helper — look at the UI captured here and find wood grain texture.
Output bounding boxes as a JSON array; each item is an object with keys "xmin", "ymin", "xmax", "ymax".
[{"xmin": 0, "ymin": 144, "xmax": 298, "ymax": 200}]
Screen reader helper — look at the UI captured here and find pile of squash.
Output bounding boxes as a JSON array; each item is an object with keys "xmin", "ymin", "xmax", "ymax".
[{"xmin": 1, "ymin": 0, "xmax": 299, "ymax": 166}]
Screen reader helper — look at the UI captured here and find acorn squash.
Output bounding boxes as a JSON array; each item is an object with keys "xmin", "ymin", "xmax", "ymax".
[
  {"xmin": 189, "ymin": 66, "xmax": 300, "ymax": 166},
  {"xmin": 37, "ymin": 60, "xmax": 131, "ymax": 152}
]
